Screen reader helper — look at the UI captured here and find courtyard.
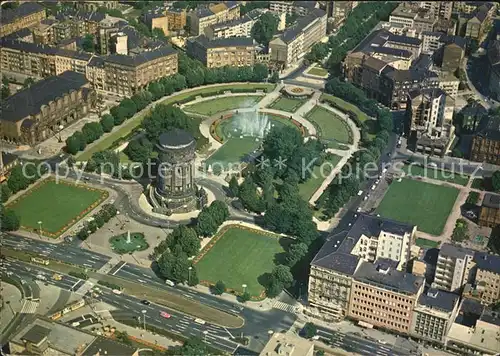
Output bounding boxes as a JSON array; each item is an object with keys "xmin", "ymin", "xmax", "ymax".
[
  {"xmin": 376, "ymin": 178, "xmax": 460, "ymax": 236},
  {"xmin": 7, "ymin": 179, "xmax": 108, "ymax": 238},
  {"xmin": 182, "ymin": 95, "xmax": 263, "ymax": 116},
  {"xmin": 306, "ymin": 106, "xmax": 353, "ymax": 147},
  {"xmin": 267, "ymin": 96, "xmax": 307, "ymax": 113},
  {"xmin": 195, "ymin": 225, "xmax": 291, "ymax": 298}
]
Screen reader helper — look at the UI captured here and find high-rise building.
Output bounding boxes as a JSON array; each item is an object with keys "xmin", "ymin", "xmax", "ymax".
[{"xmin": 432, "ymin": 243, "xmax": 475, "ymax": 292}]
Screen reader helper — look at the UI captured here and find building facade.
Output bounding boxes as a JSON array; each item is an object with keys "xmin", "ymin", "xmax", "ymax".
[
  {"xmin": 204, "ymin": 15, "xmax": 256, "ymax": 39},
  {"xmin": 348, "ymin": 259, "xmax": 425, "ymax": 334},
  {"xmin": 0, "ymin": 3, "xmax": 46, "ymax": 37},
  {"xmin": 166, "ymin": 8, "xmax": 187, "ymax": 31},
  {"xmin": 0, "ymin": 71, "xmax": 96, "ymax": 146},
  {"xmin": 186, "ymin": 35, "xmax": 255, "ymax": 68},
  {"xmin": 478, "ymin": 193, "xmax": 500, "ymax": 228},
  {"xmin": 473, "ymin": 252, "xmax": 500, "ymax": 306},
  {"xmin": 187, "ymin": 2, "xmax": 240, "ymax": 36},
  {"xmin": 487, "ymin": 39, "xmax": 500, "ymax": 101},
  {"xmin": 432, "ymin": 243, "xmax": 475, "ymax": 292},
  {"xmin": 470, "ymin": 115, "xmax": 500, "ymax": 165}
]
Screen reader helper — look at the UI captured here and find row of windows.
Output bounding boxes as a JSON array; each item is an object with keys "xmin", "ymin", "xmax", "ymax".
[
  {"xmin": 350, "ymin": 310, "xmax": 408, "ymax": 329},
  {"xmin": 354, "ymin": 286, "xmax": 412, "ymax": 303},
  {"xmin": 352, "ymin": 296, "xmax": 410, "ymax": 316}
]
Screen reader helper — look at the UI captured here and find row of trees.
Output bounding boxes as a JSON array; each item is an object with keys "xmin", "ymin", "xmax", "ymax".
[
  {"xmin": 66, "ymin": 91, "xmax": 154, "ymax": 155},
  {"xmin": 0, "ymin": 203, "xmax": 20, "ymax": 231},
  {"xmin": 76, "ymin": 203, "xmax": 117, "ymax": 240},
  {"xmin": 305, "ymin": 2, "xmax": 397, "ymax": 75},
  {"xmin": 315, "ymin": 78, "xmax": 393, "ymax": 218},
  {"xmin": 154, "ymin": 200, "xmax": 229, "ymax": 285}
]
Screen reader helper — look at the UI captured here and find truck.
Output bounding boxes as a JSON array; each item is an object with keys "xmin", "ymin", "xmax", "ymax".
[
  {"xmin": 31, "ymin": 257, "xmax": 50, "ymax": 265},
  {"xmin": 52, "ymin": 274, "xmax": 62, "ymax": 281}
]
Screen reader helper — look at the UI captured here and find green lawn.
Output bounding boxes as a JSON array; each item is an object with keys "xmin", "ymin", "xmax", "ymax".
[
  {"xmin": 205, "ymin": 138, "xmax": 259, "ymax": 171},
  {"xmin": 110, "ymin": 233, "xmax": 149, "ymax": 254},
  {"xmin": 307, "ymin": 66, "xmax": 328, "ymax": 77},
  {"xmin": 196, "ymin": 226, "xmax": 290, "ymax": 297},
  {"xmin": 183, "ymin": 95, "xmax": 263, "ymax": 116},
  {"xmin": 267, "ymin": 96, "xmax": 307, "ymax": 112},
  {"xmin": 320, "ymin": 93, "xmax": 370, "ymax": 122},
  {"xmin": 376, "ymin": 179, "xmax": 459, "ymax": 236},
  {"xmin": 402, "ymin": 164, "xmax": 469, "ymax": 186},
  {"xmin": 415, "ymin": 237, "xmax": 440, "ymax": 249},
  {"xmin": 8, "ymin": 179, "xmax": 107, "ymax": 237},
  {"xmin": 76, "ymin": 83, "xmax": 275, "ymax": 161},
  {"xmin": 306, "ymin": 106, "xmax": 353, "ymax": 147},
  {"xmin": 299, "ymin": 154, "xmax": 342, "ymax": 200}
]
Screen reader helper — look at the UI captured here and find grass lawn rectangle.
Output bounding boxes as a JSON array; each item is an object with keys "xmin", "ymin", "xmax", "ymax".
[
  {"xmin": 183, "ymin": 95, "xmax": 263, "ymax": 116},
  {"xmin": 306, "ymin": 106, "xmax": 352, "ymax": 146},
  {"xmin": 402, "ymin": 164, "xmax": 469, "ymax": 186},
  {"xmin": 205, "ymin": 137, "xmax": 259, "ymax": 169},
  {"xmin": 196, "ymin": 226, "xmax": 290, "ymax": 297},
  {"xmin": 320, "ymin": 93, "xmax": 369, "ymax": 122},
  {"xmin": 7, "ymin": 179, "xmax": 107, "ymax": 237},
  {"xmin": 267, "ymin": 96, "xmax": 307, "ymax": 113},
  {"xmin": 77, "ymin": 83, "xmax": 275, "ymax": 161},
  {"xmin": 415, "ymin": 237, "xmax": 440, "ymax": 249},
  {"xmin": 376, "ymin": 179, "xmax": 459, "ymax": 236},
  {"xmin": 299, "ymin": 154, "xmax": 341, "ymax": 200},
  {"xmin": 307, "ymin": 66, "xmax": 328, "ymax": 77}
]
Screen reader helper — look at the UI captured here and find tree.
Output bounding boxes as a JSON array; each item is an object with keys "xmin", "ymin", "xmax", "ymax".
[
  {"xmin": 302, "ymin": 322, "xmax": 317, "ymax": 339},
  {"xmin": 238, "ymin": 176, "xmax": 265, "ymax": 213},
  {"xmin": 451, "ymin": 219, "xmax": 469, "ymax": 242},
  {"xmin": 169, "ymin": 225, "xmax": 200, "ymax": 257},
  {"xmin": 263, "ymin": 125, "xmax": 303, "ymax": 163},
  {"xmin": 125, "ymin": 137, "xmax": 152, "ymax": 163},
  {"xmin": 7, "ymin": 166, "xmax": 29, "ymax": 193},
  {"xmin": 66, "ymin": 134, "xmax": 82, "ymax": 154},
  {"xmin": 1, "ymin": 184, "xmax": 12, "ymax": 203},
  {"xmin": 1, "ymin": 206, "xmax": 20, "ymax": 231},
  {"xmin": 196, "ymin": 207, "xmax": 219, "ymax": 237},
  {"xmin": 271, "ymin": 265, "xmax": 293, "ymax": 288},
  {"xmin": 119, "ymin": 98, "xmax": 138, "ymax": 118},
  {"xmin": 171, "ymin": 337, "xmax": 212, "ymax": 355},
  {"xmin": 100, "ymin": 114, "xmax": 115, "ymax": 133},
  {"xmin": 1, "ymin": 84, "xmax": 11, "ymax": 100},
  {"xmin": 285, "ymin": 242, "xmax": 308, "ymax": 267},
  {"xmin": 228, "ymin": 176, "xmax": 239, "ymax": 197},
  {"xmin": 252, "ymin": 63, "xmax": 268, "ymax": 81},
  {"xmin": 251, "ymin": 12, "xmax": 278, "ymax": 47},
  {"xmin": 110, "ymin": 105, "xmax": 128, "ymax": 125},
  {"xmin": 239, "ymin": 291, "xmax": 251, "ymax": 303},
  {"xmin": 209, "ymin": 200, "xmax": 229, "ymax": 224},
  {"xmin": 492, "ymin": 170, "xmax": 500, "ymax": 192},
  {"xmin": 82, "ymin": 122, "xmax": 104, "ymax": 144},
  {"xmin": 23, "ymin": 77, "xmax": 35, "ymax": 89},
  {"xmin": 81, "ymin": 34, "xmax": 95, "ymax": 52},
  {"xmin": 212, "ymin": 280, "xmax": 226, "ymax": 295},
  {"xmin": 152, "ymin": 27, "xmax": 167, "ymax": 40}
]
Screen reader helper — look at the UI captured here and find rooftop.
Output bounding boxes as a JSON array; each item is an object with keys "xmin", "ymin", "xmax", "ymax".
[
  {"xmin": 260, "ymin": 333, "xmax": 314, "ymax": 356},
  {"xmin": 456, "ymin": 298, "xmax": 484, "ymax": 327},
  {"xmin": 20, "ymin": 325, "xmax": 51, "ymax": 344},
  {"xmin": 1, "ymin": 2, "xmax": 44, "ymax": 24},
  {"xmin": 475, "ymin": 115, "xmax": 500, "ymax": 141},
  {"xmin": 480, "ymin": 309, "xmax": 500, "ymax": 327},
  {"xmin": 81, "ymin": 336, "xmax": 137, "ymax": 356},
  {"xmin": 418, "ymin": 288, "xmax": 459, "ymax": 313},
  {"xmin": 158, "ymin": 129, "xmax": 194, "ymax": 149},
  {"xmin": 473, "ymin": 251, "xmax": 500, "ymax": 274},
  {"xmin": 1, "ymin": 151, "xmax": 19, "ymax": 167},
  {"xmin": 210, "ymin": 15, "xmax": 253, "ymax": 30},
  {"xmin": 1, "ymin": 71, "xmax": 89, "ymax": 123},
  {"xmin": 387, "ymin": 33, "xmax": 422, "ymax": 46},
  {"xmin": 104, "ymin": 46, "xmax": 176, "ymax": 67},
  {"xmin": 354, "ymin": 260, "xmax": 424, "ymax": 295},
  {"xmin": 439, "ymin": 243, "xmax": 474, "ymax": 259},
  {"xmin": 190, "ymin": 35, "xmax": 254, "ymax": 48},
  {"xmin": 278, "ymin": 8, "xmax": 326, "ymax": 44}
]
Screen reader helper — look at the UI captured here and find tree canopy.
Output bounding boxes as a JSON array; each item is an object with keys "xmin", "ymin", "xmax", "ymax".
[{"xmin": 251, "ymin": 12, "xmax": 278, "ymax": 47}]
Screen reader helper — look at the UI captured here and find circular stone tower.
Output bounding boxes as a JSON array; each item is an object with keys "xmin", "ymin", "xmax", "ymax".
[{"xmin": 148, "ymin": 129, "xmax": 198, "ymax": 215}]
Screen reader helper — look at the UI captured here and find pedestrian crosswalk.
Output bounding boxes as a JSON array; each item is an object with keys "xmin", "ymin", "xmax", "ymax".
[
  {"xmin": 20, "ymin": 300, "xmax": 39, "ymax": 314},
  {"xmin": 273, "ymin": 301, "xmax": 300, "ymax": 314}
]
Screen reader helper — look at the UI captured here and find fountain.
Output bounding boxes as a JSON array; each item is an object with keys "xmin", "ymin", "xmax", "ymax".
[
  {"xmin": 231, "ymin": 111, "xmax": 272, "ymax": 138},
  {"xmin": 126, "ymin": 230, "xmax": 131, "ymax": 244}
]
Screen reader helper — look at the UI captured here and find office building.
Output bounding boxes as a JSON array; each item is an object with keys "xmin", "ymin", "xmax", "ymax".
[
  {"xmin": 187, "ymin": 2, "xmax": 240, "ymax": 36},
  {"xmin": 186, "ymin": 35, "xmax": 255, "ymax": 68},
  {"xmin": 308, "ymin": 214, "xmax": 415, "ymax": 321},
  {"xmin": 472, "ymin": 252, "xmax": 500, "ymax": 306},
  {"xmin": 446, "ymin": 299, "xmax": 500, "ymax": 355},
  {"xmin": 166, "ymin": 7, "xmax": 187, "ymax": 31},
  {"xmin": 0, "ymin": 2, "xmax": 46, "ymax": 38},
  {"xmin": 478, "ymin": 193, "xmax": 500, "ymax": 228},
  {"xmin": 269, "ymin": 8, "xmax": 327, "ymax": 68},
  {"xmin": 0, "ymin": 71, "xmax": 96, "ymax": 146},
  {"xmin": 432, "ymin": 243, "xmax": 475, "ymax": 292},
  {"xmin": 406, "ymin": 88, "xmax": 455, "ymax": 156},
  {"xmin": 348, "ymin": 259, "xmax": 425, "ymax": 334},
  {"xmin": 487, "ymin": 38, "xmax": 500, "ymax": 101},
  {"xmin": 389, "ymin": 3, "xmax": 437, "ymax": 33},
  {"xmin": 410, "ymin": 288, "xmax": 460, "ymax": 344},
  {"xmin": 259, "ymin": 332, "xmax": 314, "ymax": 356},
  {"xmin": 470, "ymin": 115, "xmax": 500, "ymax": 165}
]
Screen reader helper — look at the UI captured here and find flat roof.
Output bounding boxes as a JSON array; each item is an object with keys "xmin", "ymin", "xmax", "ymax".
[
  {"xmin": 20, "ymin": 325, "xmax": 51, "ymax": 344},
  {"xmin": 418, "ymin": 288, "xmax": 459, "ymax": 313},
  {"xmin": 439, "ymin": 243, "xmax": 474, "ymax": 259},
  {"xmin": 81, "ymin": 336, "xmax": 137, "ymax": 356},
  {"xmin": 473, "ymin": 251, "xmax": 500, "ymax": 274},
  {"xmin": 482, "ymin": 192, "xmax": 500, "ymax": 209}
]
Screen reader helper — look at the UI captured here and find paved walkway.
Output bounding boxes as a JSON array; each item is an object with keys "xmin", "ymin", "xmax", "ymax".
[{"xmin": 0, "ymin": 282, "xmax": 23, "ymax": 334}]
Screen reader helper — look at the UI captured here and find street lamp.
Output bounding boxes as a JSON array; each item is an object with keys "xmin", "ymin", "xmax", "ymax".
[
  {"xmin": 141, "ymin": 310, "xmax": 147, "ymax": 331},
  {"xmin": 242, "ymin": 284, "xmax": 247, "ymax": 294},
  {"xmin": 37, "ymin": 221, "xmax": 43, "ymax": 238},
  {"xmin": 188, "ymin": 266, "xmax": 192, "ymax": 284},
  {"xmin": 57, "ymin": 124, "xmax": 64, "ymax": 143}
]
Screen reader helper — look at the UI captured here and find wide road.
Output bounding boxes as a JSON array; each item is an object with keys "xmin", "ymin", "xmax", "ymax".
[{"xmin": 2, "ymin": 259, "xmax": 241, "ymax": 354}]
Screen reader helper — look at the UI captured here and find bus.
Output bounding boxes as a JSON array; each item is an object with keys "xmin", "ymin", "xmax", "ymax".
[{"xmin": 31, "ymin": 257, "xmax": 49, "ymax": 265}]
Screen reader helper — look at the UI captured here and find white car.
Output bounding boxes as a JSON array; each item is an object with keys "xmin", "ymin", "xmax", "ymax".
[
  {"xmin": 357, "ymin": 190, "xmax": 363, "ymax": 196},
  {"xmin": 112, "ymin": 289, "xmax": 122, "ymax": 295},
  {"xmin": 371, "ymin": 185, "xmax": 376, "ymax": 190},
  {"xmin": 356, "ymin": 207, "xmax": 362, "ymax": 212}
]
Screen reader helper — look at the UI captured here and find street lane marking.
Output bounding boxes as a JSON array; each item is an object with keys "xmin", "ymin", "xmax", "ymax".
[
  {"xmin": 112, "ymin": 262, "xmax": 127, "ymax": 276},
  {"xmin": 70, "ymin": 280, "xmax": 81, "ymax": 290}
]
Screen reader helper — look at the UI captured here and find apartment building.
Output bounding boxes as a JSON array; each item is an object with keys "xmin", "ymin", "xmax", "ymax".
[
  {"xmin": 433, "ymin": 243, "xmax": 475, "ymax": 292},
  {"xmin": 186, "ymin": 35, "xmax": 255, "ymax": 68},
  {"xmin": 459, "ymin": 101, "xmax": 488, "ymax": 130},
  {"xmin": 204, "ymin": 15, "xmax": 257, "ymax": 39},
  {"xmin": 348, "ymin": 259, "xmax": 425, "ymax": 334},
  {"xmin": 97, "ymin": 47, "xmax": 178, "ymax": 96},
  {"xmin": 437, "ymin": 72, "xmax": 459, "ymax": 98},
  {"xmin": 473, "ymin": 252, "xmax": 500, "ymax": 306},
  {"xmin": 410, "ymin": 288, "xmax": 460, "ymax": 344},
  {"xmin": 308, "ymin": 214, "xmax": 415, "ymax": 321},
  {"xmin": 478, "ymin": 193, "xmax": 500, "ymax": 228},
  {"xmin": 324, "ymin": 1, "xmax": 356, "ymax": 27},
  {"xmin": 269, "ymin": 8, "xmax": 327, "ymax": 68},
  {"xmin": 0, "ymin": 151, "xmax": 20, "ymax": 183},
  {"xmin": 0, "ymin": 71, "xmax": 96, "ymax": 146},
  {"xmin": 420, "ymin": 1, "xmax": 453, "ymax": 20},
  {"xmin": 270, "ymin": 1, "xmax": 318, "ymax": 16},
  {"xmin": 0, "ymin": 2, "xmax": 46, "ymax": 38},
  {"xmin": 488, "ymin": 38, "xmax": 500, "ymax": 100},
  {"xmin": 166, "ymin": 7, "xmax": 187, "ymax": 31},
  {"xmin": 406, "ymin": 88, "xmax": 455, "ymax": 156},
  {"xmin": 389, "ymin": 3, "xmax": 437, "ymax": 33},
  {"xmin": 464, "ymin": 4, "xmax": 493, "ymax": 41},
  {"xmin": 187, "ymin": 2, "xmax": 240, "ymax": 36},
  {"xmin": 144, "ymin": 10, "xmax": 169, "ymax": 36},
  {"xmin": 446, "ymin": 299, "xmax": 500, "ymax": 355},
  {"xmin": 470, "ymin": 115, "xmax": 500, "ymax": 165}
]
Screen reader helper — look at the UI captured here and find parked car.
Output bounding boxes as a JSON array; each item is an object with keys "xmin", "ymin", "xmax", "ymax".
[
  {"xmin": 141, "ymin": 300, "xmax": 151, "ymax": 305},
  {"xmin": 165, "ymin": 279, "xmax": 175, "ymax": 287}
]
